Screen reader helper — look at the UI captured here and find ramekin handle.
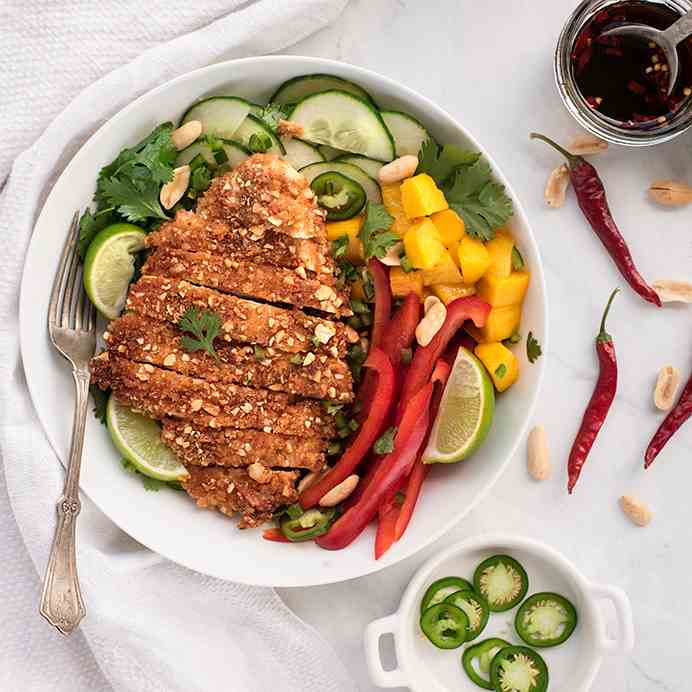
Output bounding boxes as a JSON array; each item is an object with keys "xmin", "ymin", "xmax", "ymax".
[
  {"xmin": 364, "ymin": 613, "xmax": 408, "ymax": 688},
  {"xmin": 589, "ymin": 582, "xmax": 635, "ymax": 654}
]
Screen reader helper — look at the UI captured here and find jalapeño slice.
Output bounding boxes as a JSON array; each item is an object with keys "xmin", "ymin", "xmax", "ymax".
[
  {"xmin": 280, "ymin": 507, "xmax": 335, "ymax": 542},
  {"xmin": 420, "ymin": 603, "xmax": 469, "ymax": 649},
  {"xmin": 515, "ymin": 592, "xmax": 578, "ymax": 648},
  {"xmin": 444, "ymin": 589, "xmax": 490, "ymax": 642},
  {"xmin": 420, "ymin": 576, "xmax": 475, "ymax": 613},
  {"xmin": 490, "ymin": 645, "xmax": 549, "ymax": 692},
  {"xmin": 462, "ymin": 638, "xmax": 511, "ymax": 690},
  {"xmin": 310, "ymin": 171, "xmax": 366, "ymax": 220},
  {"xmin": 473, "ymin": 555, "xmax": 529, "ymax": 612}
]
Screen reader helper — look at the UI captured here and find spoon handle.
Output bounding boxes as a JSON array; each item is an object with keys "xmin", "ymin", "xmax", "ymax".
[{"xmin": 663, "ymin": 10, "xmax": 692, "ymax": 47}]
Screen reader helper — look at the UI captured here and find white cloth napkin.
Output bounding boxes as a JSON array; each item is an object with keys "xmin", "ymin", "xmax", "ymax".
[{"xmin": 0, "ymin": 2, "xmax": 358, "ymax": 691}]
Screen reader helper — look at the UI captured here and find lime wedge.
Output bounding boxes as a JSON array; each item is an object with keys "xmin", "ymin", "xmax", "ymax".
[
  {"xmin": 83, "ymin": 223, "xmax": 146, "ymax": 319},
  {"xmin": 423, "ymin": 347, "xmax": 495, "ymax": 464},
  {"xmin": 106, "ymin": 395, "xmax": 188, "ymax": 481}
]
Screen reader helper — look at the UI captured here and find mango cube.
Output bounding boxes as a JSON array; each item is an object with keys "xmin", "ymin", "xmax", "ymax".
[
  {"xmin": 400, "ymin": 174, "xmax": 449, "ymax": 219},
  {"xmin": 326, "ymin": 216, "xmax": 364, "ymax": 264},
  {"xmin": 431, "ymin": 209, "xmax": 465, "ymax": 248},
  {"xmin": 390, "ymin": 267, "xmax": 424, "ymax": 299},
  {"xmin": 404, "ymin": 219, "xmax": 446, "ymax": 270},
  {"xmin": 474, "ymin": 342, "xmax": 519, "ymax": 392},
  {"xmin": 457, "ymin": 236, "xmax": 491, "ymax": 284},
  {"xmin": 477, "ymin": 271, "xmax": 530, "ymax": 308},
  {"xmin": 484, "ymin": 230, "xmax": 515, "ymax": 278},
  {"xmin": 382, "ymin": 183, "xmax": 415, "ymax": 236},
  {"xmin": 431, "ymin": 283, "xmax": 477, "ymax": 305},
  {"xmin": 422, "ymin": 250, "xmax": 463, "ymax": 286},
  {"xmin": 466, "ymin": 304, "xmax": 521, "ymax": 343}
]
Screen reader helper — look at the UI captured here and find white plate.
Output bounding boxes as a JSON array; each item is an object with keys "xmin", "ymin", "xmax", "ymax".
[
  {"xmin": 365, "ymin": 534, "xmax": 634, "ymax": 691},
  {"xmin": 19, "ymin": 56, "xmax": 547, "ymax": 587}
]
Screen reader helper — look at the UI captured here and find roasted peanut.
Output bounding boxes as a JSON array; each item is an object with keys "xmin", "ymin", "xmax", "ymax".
[
  {"xmin": 170, "ymin": 120, "xmax": 202, "ymax": 151},
  {"xmin": 297, "ymin": 467, "xmax": 329, "ymax": 494},
  {"xmin": 318, "ymin": 474, "xmax": 359, "ymax": 507},
  {"xmin": 379, "ymin": 240, "xmax": 404, "ymax": 266},
  {"xmin": 619, "ymin": 495, "xmax": 652, "ymax": 527},
  {"xmin": 648, "ymin": 180, "xmax": 692, "ymax": 206},
  {"xmin": 567, "ymin": 133, "xmax": 608, "ymax": 155},
  {"xmin": 527, "ymin": 425, "xmax": 551, "ymax": 481},
  {"xmin": 160, "ymin": 165, "xmax": 190, "ymax": 209},
  {"xmin": 652, "ymin": 280, "xmax": 692, "ymax": 303},
  {"xmin": 653, "ymin": 365, "xmax": 681, "ymax": 411},
  {"xmin": 378, "ymin": 155, "xmax": 419, "ymax": 185},
  {"xmin": 545, "ymin": 164, "xmax": 570, "ymax": 208},
  {"xmin": 416, "ymin": 298, "xmax": 446, "ymax": 346}
]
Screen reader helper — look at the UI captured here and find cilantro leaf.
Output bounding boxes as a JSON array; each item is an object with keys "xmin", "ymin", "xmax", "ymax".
[
  {"xmin": 346, "ymin": 341, "xmax": 367, "ymax": 380},
  {"xmin": 494, "ymin": 364, "xmax": 508, "ymax": 378},
  {"xmin": 527, "ymin": 331, "xmax": 542, "ymax": 363},
  {"xmin": 503, "ymin": 329, "xmax": 521, "ymax": 346},
  {"xmin": 78, "ymin": 208, "xmax": 114, "ymax": 259},
  {"xmin": 188, "ymin": 165, "xmax": 212, "ymax": 198},
  {"xmin": 90, "ymin": 385, "xmax": 109, "ymax": 425},
  {"xmin": 331, "ymin": 235, "xmax": 349, "ymax": 259},
  {"xmin": 358, "ymin": 202, "xmax": 398, "ymax": 260},
  {"xmin": 99, "ymin": 177, "xmax": 169, "ymax": 223},
  {"xmin": 254, "ymin": 345, "xmax": 267, "ymax": 361},
  {"xmin": 511, "ymin": 247, "xmax": 525, "ymax": 271},
  {"xmin": 178, "ymin": 307, "xmax": 222, "ymax": 361},
  {"xmin": 445, "ymin": 160, "xmax": 513, "ymax": 241},
  {"xmin": 374, "ymin": 426, "xmax": 397, "ymax": 455},
  {"xmin": 417, "ymin": 140, "xmax": 481, "ymax": 186},
  {"xmin": 324, "ymin": 401, "xmax": 344, "ymax": 416},
  {"xmin": 400, "ymin": 255, "xmax": 414, "ymax": 273},
  {"xmin": 257, "ymin": 103, "xmax": 292, "ymax": 131},
  {"xmin": 361, "ymin": 268, "xmax": 375, "ymax": 300},
  {"xmin": 248, "ymin": 132, "xmax": 273, "ymax": 153}
]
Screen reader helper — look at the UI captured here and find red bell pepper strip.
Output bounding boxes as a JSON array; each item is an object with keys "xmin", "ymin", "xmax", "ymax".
[
  {"xmin": 368, "ymin": 258, "xmax": 391, "ymax": 349},
  {"xmin": 316, "ymin": 383, "xmax": 433, "ymax": 551},
  {"xmin": 374, "ymin": 500, "xmax": 402, "ymax": 560},
  {"xmin": 398, "ymin": 296, "xmax": 490, "ymax": 416},
  {"xmin": 262, "ymin": 528, "xmax": 291, "ymax": 543},
  {"xmin": 645, "ymin": 370, "xmax": 692, "ymax": 468},
  {"xmin": 394, "ymin": 358, "xmax": 452, "ymax": 542},
  {"xmin": 300, "ymin": 347, "xmax": 395, "ymax": 509}
]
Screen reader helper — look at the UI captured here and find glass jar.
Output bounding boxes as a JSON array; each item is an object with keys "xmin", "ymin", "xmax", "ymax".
[{"xmin": 555, "ymin": 0, "xmax": 692, "ymax": 145}]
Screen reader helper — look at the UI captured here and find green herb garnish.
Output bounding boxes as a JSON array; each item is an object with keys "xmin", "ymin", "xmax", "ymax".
[
  {"xmin": 400, "ymin": 255, "xmax": 414, "ymax": 273},
  {"xmin": 248, "ymin": 132, "xmax": 273, "ymax": 153},
  {"xmin": 495, "ymin": 364, "xmax": 508, "ymax": 378},
  {"xmin": 178, "ymin": 307, "xmax": 222, "ymax": 362},
  {"xmin": 511, "ymin": 247, "xmax": 525, "ymax": 271},
  {"xmin": 90, "ymin": 385, "xmax": 109, "ymax": 425},
  {"xmin": 374, "ymin": 426, "xmax": 397, "ymax": 455},
  {"xmin": 358, "ymin": 202, "xmax": 398, "ymax": 260},
  {"xmin": 527, "ymin": 331, "xmax": 543, "ymax": 363},
  {"xmin": 417, "ymin": 140, "xmax": 481, "ymax": 186}
]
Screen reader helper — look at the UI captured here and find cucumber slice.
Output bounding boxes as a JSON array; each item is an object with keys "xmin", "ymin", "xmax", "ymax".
[
  {"xmin": 319, "ymin": 144, "xmax": 343, "ymax": 161},
  {"xmin": 289, "ymin": 91, "xmax": 395, "ymax": 162},
  {"xmin": 282, "ymin": 138, "xmax": 324, "ymax": 169},
  {"xmin": 232, "ymin": 114, "xmax": 285, "ymax": 155},
  {"xmin": 271, "ymin": 73, "xmax": 375, "ymax": 105},
  {"xmin": 248, "ymin": 102, "xmax": 263, "ymax": 117},
  {"xmin": 180, "ymin": 96, "xmax": 251, "ymax": 139},
  {"xmin": 175, "ymin": 140, "xmax": 250, "ymax": 169},
  {"xmin": 380, "ymin": 110, "xmax": 431, "ymax": 157},
  {"xmin": 299, "ymin": 161, "xmax": 382, "ymax": 204},
  {"xmin": 335, "ymin": 155, "xmax": 384, "ymax": 179}
]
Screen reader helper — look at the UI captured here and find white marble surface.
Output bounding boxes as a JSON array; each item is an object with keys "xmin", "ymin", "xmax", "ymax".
[{"xmin": 278, "ymin": 1, "xmax": 692, "ymax": 691}]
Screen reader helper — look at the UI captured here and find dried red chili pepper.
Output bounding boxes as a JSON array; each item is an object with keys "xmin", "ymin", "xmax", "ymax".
[
  {"xmin": 567, "ymin": 289, "xmax": 619, "ymax": 493},
  {"xmin": 531, "ymin": 133, "xmax": 661, "ymax": 307},
  {"xmin": 645, "ymin": 371, "xmax": 692, "ymax": 468}
]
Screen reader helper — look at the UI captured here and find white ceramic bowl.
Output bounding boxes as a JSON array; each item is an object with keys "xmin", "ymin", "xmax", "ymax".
[
  {"xmin": 20, "ymin": 56, "xmax": 547, "ymax": 586},
  {"xmin": 365, "ymin": 534, "xmax": 634, "ymax": 691}
]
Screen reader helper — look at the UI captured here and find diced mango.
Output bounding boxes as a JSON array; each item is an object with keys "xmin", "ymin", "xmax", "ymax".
[
  {"xmin": 351, "ymin": 278, "xmax": 366, "ymax": 301},
  {"xmin": 477, "ymin": 271, "xmax": 530, "ymax": 308},
  {"xmin": 403, "ymin": 219, "xmax": 446, "ymax": 270},
  {"xmin": 400, "ymin": 174, "xmax": 449, "ymax": 219},
  {"xmin": 474, "ymin": 342, "xmax": 520, "ymax": 392},
  {"xmin": 431, "ymin": 209, "xmax": 465, "ymax": 248},
  {"xmin": 466, "ymin": 304, "xmax": 521, "ymax": 343},
  {"xmin": 484, "ymin": 230, "xmax": 515, "ymax": 279},
  {"xmin": 382, "ymin": 183, "xmax": 415, "ymax": 236},
  {"xmin": 422, "ymin": 250, "xmax": 463, "ymax": 286},
  {"xmin": 457, "ymin": 236, "xmax": 491, "ymax": 284},
  {"xmin": 390, "ymin": 267, "xmax": 424, "ymax": 299},
  {"xmin": 431, "ymin": 283, "xmax": 477, "ymax": 305},
  {"xmin": 325, "ymin": 216, "xmax": 365, "ymax": 264}
]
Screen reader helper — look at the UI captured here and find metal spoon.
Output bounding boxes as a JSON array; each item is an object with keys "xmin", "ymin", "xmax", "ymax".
[{"xmin": 601, "ymin": 10, "xmax": 692, "ymax": 95}]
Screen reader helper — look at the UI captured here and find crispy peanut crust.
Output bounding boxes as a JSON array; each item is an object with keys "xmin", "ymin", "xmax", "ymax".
[
  {"xmin": 126, "ymin": 276, "xmax": 357, "ymax": 357},
  {"xmin": 197, "ymin": 154, "xmax": 326, "ymax": 240},
  {"xmin": 91, "ymin": 353, "xmax": 336, "ymax": 437},
  {"xmin": 142, "ymin": 246, "xmax": 350, "ymax": 316},
  {"xmin": 104, "ymin": 313, "xmax": 353, "ymax": 402},
  {"xmin": 182, "ymin": 466, "xmax": 299, "ymax": 528},
  {"xmin": 146, "ymin": 210, "xmax": 335, "ymax": 277},
  {"xmin": 161, "ymin": 419, "xmax": 326, "ymax": 471}
]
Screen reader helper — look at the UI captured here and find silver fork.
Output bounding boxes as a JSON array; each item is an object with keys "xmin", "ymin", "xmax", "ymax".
[{"xmin": 40, "ymin": 211, "xmax": 97, "ymax": 635}]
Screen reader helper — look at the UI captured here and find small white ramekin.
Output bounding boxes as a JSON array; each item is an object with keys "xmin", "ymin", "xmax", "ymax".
[{"xmin": 365, "ymin": 534, "xmax": 634, "ymax": 691}]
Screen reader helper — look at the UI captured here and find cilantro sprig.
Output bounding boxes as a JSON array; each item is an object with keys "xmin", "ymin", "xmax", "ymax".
[
  {"xmin": 178, "ymin": 307, "xmax": 222, "ymax": 362},
  {"xmin": 358, "ymin": 202, "xmax": 398, "ymax": 260},
  {"xmin": 527, "ymin": 331, "xmax": 543, "ymax": 363},
  {"xmin": 374, "ymin": 427, "xmax": 397, "ymax": 455}
]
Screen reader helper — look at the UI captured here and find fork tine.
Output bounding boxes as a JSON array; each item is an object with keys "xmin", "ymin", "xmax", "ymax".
[
  {"xmin": 86, "ymin": 303, "xmax": 97, "ymax": 334},
  {"xmin": 77, "ymin": 281, "xmax": 94, "ymax": 333},
  {"xmin": 49, "ymin": 212, "xmax": 79, "ymax": 327},
  {"xmin": 60, "ymin": 236, "xmax": 81, "ymax": 328}
]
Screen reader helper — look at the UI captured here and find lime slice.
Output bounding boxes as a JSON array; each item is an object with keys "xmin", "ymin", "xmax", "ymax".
[
  {"xmin": 106, "ymin": 395, "xmax": 188, "ymax": 481},
  {"xmin": 423, "ymin": 347, "xmax": 495, "ymax": 464},
  {"xmin": 83, "ymin": 223, "xmax": 146, "ymax": 319}
]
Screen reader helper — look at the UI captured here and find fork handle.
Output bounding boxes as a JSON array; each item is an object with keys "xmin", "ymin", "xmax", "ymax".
[{"xmin": 40, "ymin": 369, "xmax": 90, "ymax": 635}]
